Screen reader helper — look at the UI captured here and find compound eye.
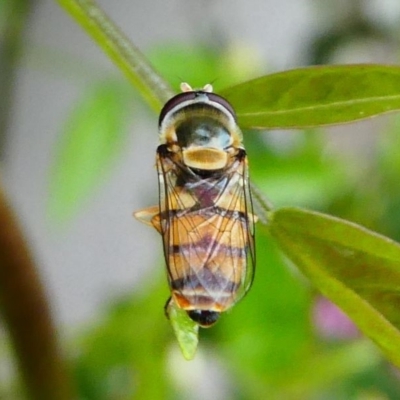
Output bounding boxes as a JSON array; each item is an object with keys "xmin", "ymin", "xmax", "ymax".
[
  {"xmin": 159, "ymin": 92, "xmax": 197, "ymax": 126},
  {"xmin": 187, "ymin": 310, "xmax": 220, "ymax": 327},
  {"xmin": 158, "ymin": 91, "xmax": 236, "ymax": 126},
  {"xmin": 206, "ymin": 93, "xmax": 236, "ymax": 119}
]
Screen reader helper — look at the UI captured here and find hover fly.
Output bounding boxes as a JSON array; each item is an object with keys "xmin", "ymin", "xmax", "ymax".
[{"xmin": 135, "ymin": 83, "xmax": 256, "ymax": 327}]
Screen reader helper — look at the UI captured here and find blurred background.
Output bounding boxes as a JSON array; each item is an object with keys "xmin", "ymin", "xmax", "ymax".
[{"xmin": 2, "ymin": 0, "xmax": 400, "ymax": 398}]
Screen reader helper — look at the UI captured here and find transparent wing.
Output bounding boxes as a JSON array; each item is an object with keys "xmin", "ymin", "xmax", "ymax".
[{"xmin": 156, "ymin": 145, "xmax": 256, "ymax": 308}]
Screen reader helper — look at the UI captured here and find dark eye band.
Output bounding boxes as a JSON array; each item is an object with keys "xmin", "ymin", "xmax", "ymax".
[{"xmin": 158, "ymin": 91, "xmax": 236, "ymax": 126}]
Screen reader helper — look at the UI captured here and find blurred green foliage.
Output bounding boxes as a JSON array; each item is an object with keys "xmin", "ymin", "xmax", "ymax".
[
  {"xmin": 48, "ymin": 80, "xmax": 132, "ymax": 224},
  {"xmin": 4, "ymin": 0, "xmax": 400, "ymax": 398}
]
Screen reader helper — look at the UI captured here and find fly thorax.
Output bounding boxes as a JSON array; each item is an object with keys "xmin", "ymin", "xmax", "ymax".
[{"xmin": 176, "ymin": 116, "xmax": 232, "ymax": 170}]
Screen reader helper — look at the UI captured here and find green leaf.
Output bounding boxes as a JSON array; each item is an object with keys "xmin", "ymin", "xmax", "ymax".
[
  {"xmin": 166, "ymin": 299, "xmax": 199, "ymax": 361},
  {"xmin": 220, "ymin": 64, "xmax": 400, "ymax": 129},
  {"xmin": 48, "ymin": 80, "xmax": 130, "ymax": 223},
  {"xmin": 268, "ymin": 207, "xmax": 400, "ymax": 367}
]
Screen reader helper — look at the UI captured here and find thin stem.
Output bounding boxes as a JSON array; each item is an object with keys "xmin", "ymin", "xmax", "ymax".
[
  {"xmin": 0, "ymin": 183, "xmax": 74, "ymax": 400},
  {"xmin": 56, "ymin": 0, "xmax": 175, "ymax": 112}
]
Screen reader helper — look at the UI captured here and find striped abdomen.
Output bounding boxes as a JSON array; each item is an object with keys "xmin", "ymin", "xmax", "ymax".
[{"xmin": 165, "ymin": 207, "xmax": 250, "ymax": 313}]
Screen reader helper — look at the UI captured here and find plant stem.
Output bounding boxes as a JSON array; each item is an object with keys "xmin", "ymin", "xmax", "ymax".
[
  {"xmin": 0, "ymin": 183, "xmax": 74, "ymax": 400},
  {"xmin": 56, "ymin": 0, "xmax": 175, "ymax": 111}
]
